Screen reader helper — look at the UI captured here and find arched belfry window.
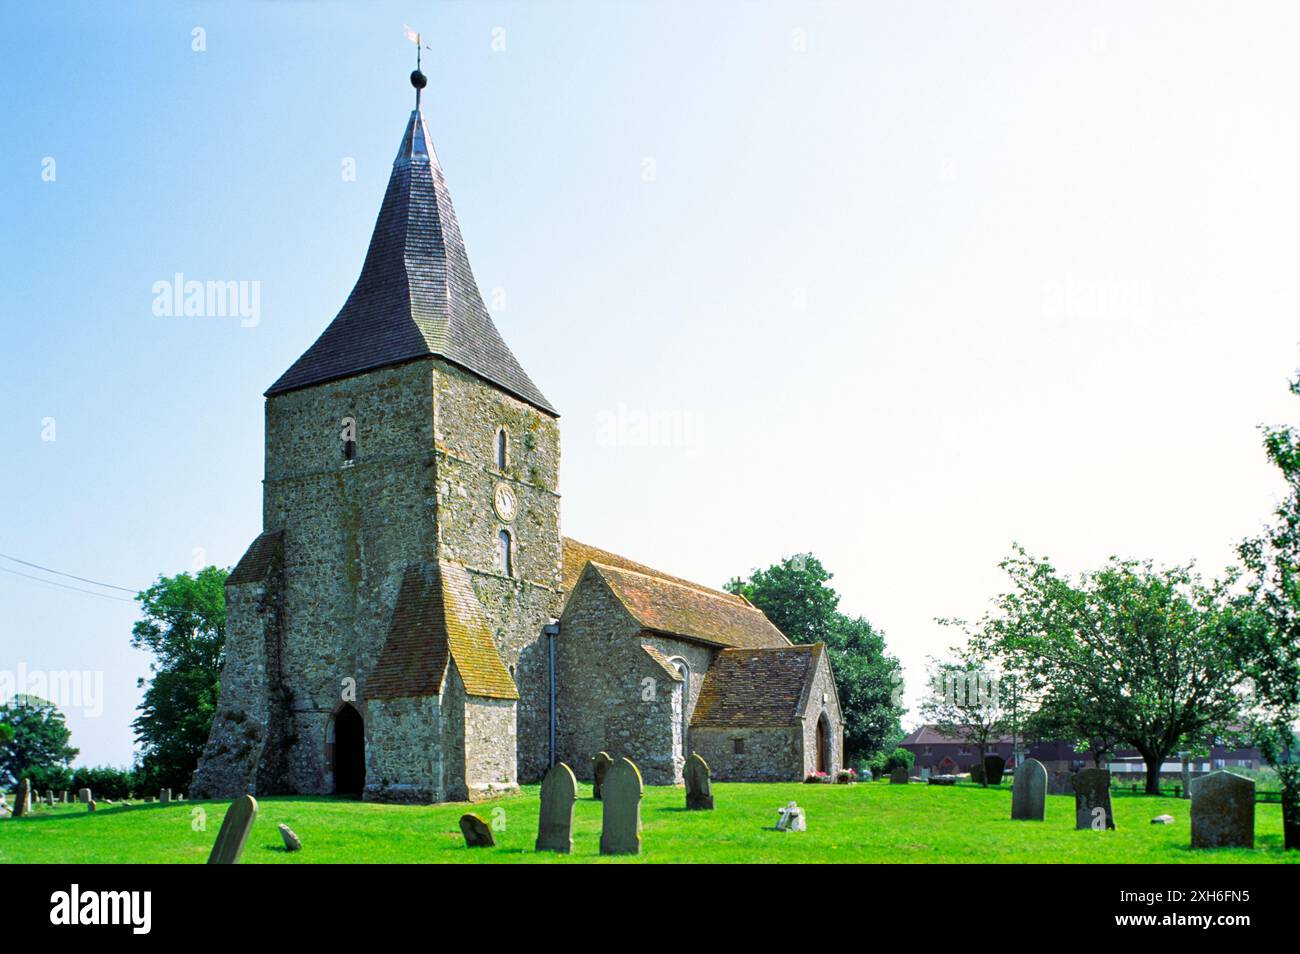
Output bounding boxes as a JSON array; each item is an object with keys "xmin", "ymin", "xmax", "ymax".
[
  {"xmin": 497, "ymin": 529, "xmax": 513, "ymax": 576},
  {"xmin": 495, "ymin": 427, "xmax": 508, "ymax": 471}
]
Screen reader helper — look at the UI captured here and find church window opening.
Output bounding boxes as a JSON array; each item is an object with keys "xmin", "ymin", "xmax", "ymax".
[
  {"xmin": 340, "ymin": 416, "xmax": 357, "ymax": 462},
  {"xmin": 495, "ymin": 427, "xmax": 508, "ymax": 471},
  {"xmin": 734, "ymin": 738, "xmax": 746, "ymax": 755},
  {"xmin": 497, "ymin": 529, "xmax": 513, "ymax": 576}
]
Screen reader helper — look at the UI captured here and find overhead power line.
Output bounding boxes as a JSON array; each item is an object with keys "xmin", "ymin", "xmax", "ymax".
[
  {"xmin": 0, "ymin": 564, "xmax": 137, "ymax": 604},
  {"xmin": 0, "ymin": 552, "xmax": 141, "ymax": 594}
]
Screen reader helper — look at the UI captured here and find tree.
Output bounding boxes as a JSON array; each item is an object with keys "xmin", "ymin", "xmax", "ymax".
[
  {"xmin": 131, "ymin": 566, "xmax": 228, "ymax": 793},
  {"xmin": 0, "ymin": 695, "xmax": 78, "ymax": 790},
  {"xmin": 982, "ymin": 547, "xmax": 1249, "ymax": 794},
  {"xmin": 728, "ymin": 554, "xmax": 905, "ymax": 761},
  {"xmin": 1237, "ymin": 374, "xmax": 1300, "ymax": 849},
  {"xmin": 919, "ymin": 650, "xmax": 1013, "ymax": 785}
]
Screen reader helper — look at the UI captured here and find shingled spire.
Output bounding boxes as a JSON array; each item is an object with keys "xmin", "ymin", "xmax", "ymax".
[{"xmin": 266, "ymin": 74, "xmax": 556, "ymax": 415}]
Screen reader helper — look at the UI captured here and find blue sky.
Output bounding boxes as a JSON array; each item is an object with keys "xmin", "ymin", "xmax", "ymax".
[{"xmin": 3, "ymin": 1, "xmax": 1299, "ymax": 768}]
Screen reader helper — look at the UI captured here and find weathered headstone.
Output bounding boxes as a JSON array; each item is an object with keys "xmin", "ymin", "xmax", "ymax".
[
  {"xmin": 14, "ymin": 779, "xmax": 32, "ymax": 817},
  {"xmin": 684, "ymin": 753, "xmax": 714, "ymax": 810},
  {"xmin": 928, "ymin": 775, "xmax": 957, "ymax": 786},
  {"xmin": 1190, "ymin": 771, "xmax": 1254, "ymax": 849},
  {"xmin": 1072, "ymin": 769, "xmax": 1115, "ymax": 830},
  {"xmin": 599, "ymin": 757, "xmax": 643, "ymax": 855},
  {"xmin": 278, "ymin": 823, "xmax": 302, "ymax": 852},
  {"xmin": 775, "ymin": 801, "xmax": 807, "ymax": 832},
  {"xmin": 60, "ymin": 790, "xmax": 68, "ymax": 804},
  {"xmin": 889, "ymin": 767, "xmax": 908, "ymax": 784},
  {"xmin": 592, "ymin": 751, "xmax": 613, "ymax": 801},
  {"xmin": 1181, "ymin": 757, "xmax": 1192, "ymax": 800},
  {"xmin": 160, "ymin": 789, "xmax": 170, "ymax": 805},
  {"xmin": 459, "ymin": 813, "xmax": 495, "ymax": 848},
  {"xmin": 1151, "ymin": 814, "xmax": 1175, "ymax": 825},
  {"xmin": 206, "ymin": 795, "xmax": 258, "ymax": 865},
  {"xmin": 536, "ymin": 762, "xmax": 578, "ymax": 854},
  {"xmin": 87, "ymin": 799, "xmax": 96, "ymax": 812},
  {"xmin": 970, "ymin": 762, "xmax": 985, "ymax": 784},
  {"xmin": 45, "ymin": 790, "xmax": 54, "ymax": 806},
  {"xmin": 1011, "ymin": 758, "xmax": 1047, "ymax": 821},
  {"xmin": 983, "ymin": 755, "xmax": 1006, "ymax": 786},
  {"xmin": 77, "ymin": 788, "xmax": 91, "ymax": 804}
]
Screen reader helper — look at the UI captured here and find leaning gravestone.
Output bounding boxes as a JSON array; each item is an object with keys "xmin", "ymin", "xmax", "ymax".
[
  {"xmin": 87, "ymin": 799, "xmax": 96, "ymax": 813},
  {"xmin": 984, "ymin": 755, "xmax": 1006, "ymax": 786},
  {"xmin": 1011, "ymin": 758, "xmax": 1047, "ymax": 821},
  {"xmin": 536, "ymin": 762, "xmax": 578, "ymax": 854},
  {"xmin": 1072, "ymin": 769, "xmax": 1115, "ymax": 830},
  {"xmin": 889, "ymin": 767, "xmax": 908, "ymax": 784},
  {"xmin": 207, "ymin": 795, "xmax": 258, "ymax": 865},
  {"xmin": 684, "ymin": 753, "xmax": 714, "ymax": 810},
  {"xmin": 599, "ymin": 757, "xmax": 643, "ymax": 855},
  {"xmin": 278, "ymin": 823, "xmax": 302, "ymax": 852},
  {"xmin": 592, "ymin": 751, "xmax": 613, "ymax": 801},
  {"xmin": 14, "ymin": 779, "xmax": 32, "ymax": 817},
  {"xmin": 459, "ymin": 813, "xmax": 495, "ymax": 848},
  {"xmin": 1191, "ymin": 771, "xmax": 1254, "ymax": 849}
]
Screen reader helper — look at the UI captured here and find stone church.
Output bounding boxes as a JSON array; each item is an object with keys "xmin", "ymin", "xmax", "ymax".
[{"xmin": 191, "ymin": 73, "xmax": 842, "ymax": 803}]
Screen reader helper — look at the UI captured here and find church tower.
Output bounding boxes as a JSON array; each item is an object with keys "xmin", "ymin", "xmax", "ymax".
[{"xmin": 193, "ymin": 66, "xmax": 562, "ymax": 802}]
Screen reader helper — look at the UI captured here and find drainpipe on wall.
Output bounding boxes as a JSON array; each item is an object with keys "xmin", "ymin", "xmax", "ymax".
[{"xmin": 543, "ymin": 619, "xmax": 560, "ymax": 768}]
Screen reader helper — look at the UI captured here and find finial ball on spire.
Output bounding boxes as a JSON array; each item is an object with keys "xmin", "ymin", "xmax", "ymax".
[{"xmin": 411, "ymin": 70, "xmax": 428, "ymax": 91}]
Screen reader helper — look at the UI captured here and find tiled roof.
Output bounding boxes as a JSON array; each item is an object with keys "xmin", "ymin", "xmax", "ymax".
[
  {"xmin": 641, "ymin": 644, "xmax": 686, "ymax": 683},
  {"xmin": 560, "ymin": 537, "xmax": 742, "ymax": 600},
  {"xmin": 265, "ymin": 108, "xmax": 556, "ymax": 416},
  {"xmin": 691, "ymin": 645, "xmax": 824, "ymax": 728},
  {"xmin": 899, "ymin": 725, "xmax": 1016, "ymax": 746},
  {"xmin": 369, "ymin": 561, "xmax": 518, "ymax": 701},
  {"xmin": 227, "ymin": 531, "xmax": 283, "ymax": 585},
  {"xmin": 589, "ymin": 562, "xmax": 789, "ymax": 650}
]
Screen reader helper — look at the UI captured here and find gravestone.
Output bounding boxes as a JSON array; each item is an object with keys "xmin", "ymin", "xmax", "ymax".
[
  {"xmin": 599, "ymin": 757, "xmax": 643, "ymax": 855},
  {"xmin": 45, "ymin": 790, "xmax": 54, "ymax": 807},
  {"xmin": 1151, "ymin": 814, "xmax": 1174, "ymax": 825},
  {"xmin": 970, "ymin": 762, "xmax": 985, "ymax": 784},
  {"xmin": 1190, "ymin": 771, "xmax": 1254, "ymax": 849},
  {"xmin": 984, "ymin": 755, "xmax": 1006, "ymax": 786},
  {"xmin": 77, "ymin": 788, "xmax": 91, "ymax": 804},
  {"xmin": 160, "ymin": 789, "xmax": 170, "ymax": 805},
  {"xmin": 60, "ymin": 790, "xmax": 68, "ymax": 804},
  {"xmin": 14, "ymin": 779, "xmax": 31, "ymax": 817},
  {"xmin": 775, "ymin": 801, "xmax": 807, "ymax": 832},
  {"xmin": 459, "ymin": 813, "xmax": 495, "ymax": 848},
  {"xmin": 684, "ymin": 753, "xmax": 714, "ymax": 810},
  {"xmin": 1181, "ymin": 757, "xmax": 1192, "ymax": 800},
  {"xmin": 1072, "ymin": 769, "xmax": 1115, "ymax": 830},
  {"xmin": 87, "ymin": 799, "xmax": 96, "ymax": 812},
  {"xmin": 1011, "ymin": 758, "xmax": 1047, "ymax": 821},
  {"xmin": 207, "ymin": 795, "xmax": 258, "ymax": 864},
  {"xmin": 889, "ymin": 767, "xmax": 908, "ymax": 784},
  {"xmin": 592, "ymin": 751, "xmax": 613, "ymax": 801},
  {"xmin": 928, "ymin": 775, "xmax": 957, "ymax": 786},
  {"xmin": 279, "ymin": 823, "xmax": 302, "ymax": 852},
  {"xmin": 535, "ymin": 762, "xmax": 577, "ymax": 854}
]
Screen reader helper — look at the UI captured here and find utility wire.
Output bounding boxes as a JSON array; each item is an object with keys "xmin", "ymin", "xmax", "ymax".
[
  {"xmin": 0, "ymin": 564, "xmax": 137, "ymax": 604},
  {"xmin": 0, "ymin": 551, "xmax": 140, "ymax": 594}
]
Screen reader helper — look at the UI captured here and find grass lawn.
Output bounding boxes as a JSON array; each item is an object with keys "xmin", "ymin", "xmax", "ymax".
[{"xmin": 2, "ymin": 780, "xmax": 1294, "ymax": 863}]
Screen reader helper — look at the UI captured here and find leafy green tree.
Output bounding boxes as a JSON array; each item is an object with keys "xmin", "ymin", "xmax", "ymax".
[
  {"xmin": 131, "ymin": 566, "xmax": 228, "ymax": 793},
  {"xmin": 1237, "ymin": 374, "xmax": 1300, "ymax": 849},
  {"xmin": 0, "ymin": 695, "xmax": 78, "ymax": 789},
  {"xmin": 728, "ymin": 555, "xmax": 905, "ymax": 761},
  {"xmin": 980, "ymin": 548, "xmax": 1249, "ymax": 794},
  {"xmin": 867, "ymin": 746, "xmax": 914, "ymax": 779},
  {"xmin": 918, "ymin": 650, "xmax": 1013, "ymax": 786}
]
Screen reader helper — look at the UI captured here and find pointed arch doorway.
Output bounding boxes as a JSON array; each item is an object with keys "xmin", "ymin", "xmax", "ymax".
[
  {"xmin": 330, "ymin": 703, "xmax": 365, "ymax": 797},
  {"xmin": 815, "ymin": 712, "xmax": 831, "ymax": 774}
]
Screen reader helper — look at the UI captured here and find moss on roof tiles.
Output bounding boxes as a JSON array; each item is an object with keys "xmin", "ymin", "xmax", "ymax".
[{"xmin": 691, "ymin": 645, "xmax": 823, "ymax": 728}]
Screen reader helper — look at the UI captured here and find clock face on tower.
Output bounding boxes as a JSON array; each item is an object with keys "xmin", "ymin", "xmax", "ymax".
[{"xmin": 493, "ymin": 482, "xmax": 517, "ymax": 522}]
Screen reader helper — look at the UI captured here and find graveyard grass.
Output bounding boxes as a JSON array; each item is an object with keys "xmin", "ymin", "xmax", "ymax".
[{"xmin": 2, "ymin": 781, "xmax": 1296, "ymax": 863}]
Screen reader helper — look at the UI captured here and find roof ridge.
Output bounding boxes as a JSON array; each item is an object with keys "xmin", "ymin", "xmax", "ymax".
[{"xmin": 588, "ymin": 558, "xmax": 752, "ymax": 607}]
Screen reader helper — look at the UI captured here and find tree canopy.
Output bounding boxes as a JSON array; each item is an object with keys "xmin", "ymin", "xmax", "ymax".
[
  {"xmin": 131, "ymin": 566, "xmax": 228, "ymax": 792},
  {"xmin": 0, "ymin": 695, "xmax": 78, "ymax": 791}
]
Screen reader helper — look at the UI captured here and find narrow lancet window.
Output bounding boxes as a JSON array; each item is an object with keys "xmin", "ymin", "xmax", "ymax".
[
  {"xmin": 496, "ymin": 427, "xmax": 508, "ymax": 470},
  {"xmin": 498, "ymin": 529, "xmax": 513, "ymax": 576}
]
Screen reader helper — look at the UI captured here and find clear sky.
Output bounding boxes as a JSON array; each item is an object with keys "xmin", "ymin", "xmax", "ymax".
[{"xmin": 2, "ymin": 1, "xmax": 1299, "ymax": 769}]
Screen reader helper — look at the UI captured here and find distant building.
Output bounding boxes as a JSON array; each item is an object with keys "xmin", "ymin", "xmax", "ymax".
[{"xmin": 899, "ymin": 725, "xmax": 1261, "ymax": 781}]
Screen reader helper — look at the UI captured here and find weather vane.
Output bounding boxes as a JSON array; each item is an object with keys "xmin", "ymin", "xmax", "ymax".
[{"xmin": 404, "ymin": 25, "xmax": 431, "ymax": 108}]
